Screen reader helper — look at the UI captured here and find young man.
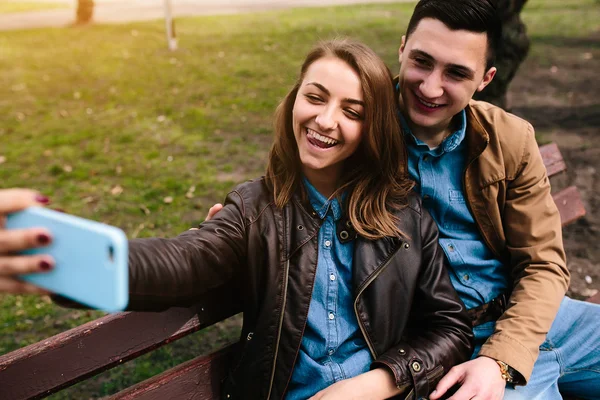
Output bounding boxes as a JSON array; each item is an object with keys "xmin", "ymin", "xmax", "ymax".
[{"xmin": 398, "ymin": 1, "xmax": 600, "ymax": 399}]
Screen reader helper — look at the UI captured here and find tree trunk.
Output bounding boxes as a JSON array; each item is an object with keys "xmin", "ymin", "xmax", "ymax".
[
  {"xmin": 76, "ymin": 0, "xmax": 94, "ymax": 24},
  {"xmin": 474, "ymin": 0, "xmax": 530, "ymax": 110}
]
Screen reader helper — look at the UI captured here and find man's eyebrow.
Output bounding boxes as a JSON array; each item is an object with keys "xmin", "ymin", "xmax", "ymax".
[
  {"xmin": 307, "ymin": 82, "xmax": 365, "ymax": 106},
  {"xmin": 409, "ymin": 49, "xmax": 475, "ymax": 78}
]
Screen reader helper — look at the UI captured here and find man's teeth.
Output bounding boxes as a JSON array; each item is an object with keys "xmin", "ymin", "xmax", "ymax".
[
  {"xmin": 307, "ymin": 129, "xmax": 338, "ymax": 145},
  {"xmin": 417, "ymin": 97, "xmax": 443, "ymax": 108}
]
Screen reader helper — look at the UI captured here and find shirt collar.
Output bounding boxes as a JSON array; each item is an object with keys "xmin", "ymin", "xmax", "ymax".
[
  {"xmin": 399, "ymin": 109, "xmax": 467, "ymax": 154},
  {"xmin": 303, "ymin": 176, "xmax": 344, "ymax": 221}
]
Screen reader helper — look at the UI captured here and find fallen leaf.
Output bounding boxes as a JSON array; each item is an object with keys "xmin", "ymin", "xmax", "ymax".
[
  {"xmin": 116, "ymin": 166, "xmax": 122, "ymax": 175},
  {"xmin": 550, "ymin": 66, "xmax": 558, "ymax": 73},
  {"xmin": 163, "ymin": 196, "xmax": 173, "ymax": 204},
  {"xmin": 583, "ymin": 52, "xmax": 593, "ymax": 60},
  {"xmin": 43, "ymin": 149, "xmax": 53, "ymax": 157},
  {"xmin": 140, "ymin": 205, "xmax": 150, "ymax": 215},
  {"xmin": 63, "ymin": 165, "xmax": 73, "ymax": 173},
  {"xmin": 157, "ymin": 115, "xmax": 166, "ymax": 123},
  {"xmin": 0, "ymin": 156, "xmax": 5, "ymax": 164},
  {"xmin": 59, "ymin": 110, "xmax": 69, "ymax": 117},
  {"xmin": 73, "ymin": 91, "xmax": 81, "ymax": 99},
  {"xmin": 185, "ymin": 185, "xmax": 196, "ymax": 199},
  {"xmin": 111, "ymin": 185, "xmax": 123, "ymax": 196},
  {"xmin": 580, "ymin": 288, "xmax": 598, "ymax": 298}
]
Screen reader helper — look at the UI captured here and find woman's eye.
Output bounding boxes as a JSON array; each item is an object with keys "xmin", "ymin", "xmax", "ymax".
[
  {"xmin": 345, "ymin": 109, "xmax": 362, "ymax": 120},
  {"xmin": 305, "ymin": 94, "xmax": 322, "ymax": 103}
]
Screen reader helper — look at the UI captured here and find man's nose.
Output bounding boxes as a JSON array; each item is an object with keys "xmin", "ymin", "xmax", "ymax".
[{"xmin": 419, "ymin": 71, "xmax": 444, "ymax": 99}]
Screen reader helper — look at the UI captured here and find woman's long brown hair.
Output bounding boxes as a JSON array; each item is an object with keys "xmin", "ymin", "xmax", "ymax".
[{"xmin": 265, "ymin": 38, "xmax": 414, "ymax": 239}]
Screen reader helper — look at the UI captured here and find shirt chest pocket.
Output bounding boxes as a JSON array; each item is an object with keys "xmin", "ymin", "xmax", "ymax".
[{"xmin": 442, "ymin": 189, "xmax": 474, "ymax": 232}]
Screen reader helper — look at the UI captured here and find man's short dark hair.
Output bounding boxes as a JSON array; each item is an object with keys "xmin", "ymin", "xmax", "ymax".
[{"xmin": 405, "ymin": 0, "xmax": 501, "ymax": 70}]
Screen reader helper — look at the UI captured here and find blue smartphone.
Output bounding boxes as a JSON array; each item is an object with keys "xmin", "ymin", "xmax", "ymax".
[{"xmin": 6, "ymin": 207, "xmax": 128, "ymax": 312}]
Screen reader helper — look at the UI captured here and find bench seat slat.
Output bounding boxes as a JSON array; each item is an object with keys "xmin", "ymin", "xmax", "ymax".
[
  {"xmin": 0, "ymin": 288, "xmax": 241, "ymax": 400},
  {"xmin": 110, "ymin": 343, "xmax": 237, "ymax": 400}
]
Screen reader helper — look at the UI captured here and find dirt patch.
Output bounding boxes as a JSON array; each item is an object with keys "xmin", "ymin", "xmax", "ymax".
[{"xmin": 509, "ymin": 31, "xmax": 600, "ymax": 300}]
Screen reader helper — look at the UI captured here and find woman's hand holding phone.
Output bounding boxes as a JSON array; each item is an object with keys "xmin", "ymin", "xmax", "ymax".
[{"xmin": 0, "ymin": 188, "xmax": 53, "ymax": 294}]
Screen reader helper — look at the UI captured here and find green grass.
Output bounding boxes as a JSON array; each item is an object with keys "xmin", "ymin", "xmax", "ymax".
[
  {"xmin": 0, "ymin": 1, "xmax": 68, "ymax": 13},
  {"xmin": 0, "ymin": 0, "xmax": 598, "ymax": 397}
]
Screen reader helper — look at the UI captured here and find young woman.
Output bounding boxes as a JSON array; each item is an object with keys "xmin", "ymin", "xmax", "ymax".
[{"xmin": 0, "ymin": 39, "xmax": 472, "ymax": 399}]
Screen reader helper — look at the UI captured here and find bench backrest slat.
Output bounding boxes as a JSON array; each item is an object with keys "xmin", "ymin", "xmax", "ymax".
[
  {"xmin": 540, "ymin": 142, "xmax": 567, "ymax": 177},
  {"xmin": 0, "ymin": 287, "xmax": 241, "ymax": 400}
]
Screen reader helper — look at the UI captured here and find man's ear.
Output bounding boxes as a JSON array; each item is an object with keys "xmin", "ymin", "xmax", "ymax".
[
  {"xmin": 398, "ymin": 35, "xmax": 406, "ymax": 61},
  {"xmin": 477, "ymin": 66, "xmax": 497, "ymax": 92}
]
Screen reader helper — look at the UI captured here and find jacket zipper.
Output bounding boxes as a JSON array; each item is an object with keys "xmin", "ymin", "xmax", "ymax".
[
  {"xmin": 462, "ymin": 144, "xmax": 503, "ymax": 260},
  {"xmin": 354, "ymin": 245, "xmax": 403, "ymax": 360},
  {"xmin": 266, "ymin": 259, "xmax": 290, "ymax": 400}
]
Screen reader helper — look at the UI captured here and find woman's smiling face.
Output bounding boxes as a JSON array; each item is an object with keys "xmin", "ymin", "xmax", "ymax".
[{"xmin": 292, "ymin": 56, "xmax": 365, "ymax": 187}]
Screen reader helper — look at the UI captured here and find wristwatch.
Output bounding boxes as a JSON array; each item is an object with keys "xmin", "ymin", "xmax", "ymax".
[{"xmin": 496, "ymin": 360, "xmax": 516, "ymax": 383}]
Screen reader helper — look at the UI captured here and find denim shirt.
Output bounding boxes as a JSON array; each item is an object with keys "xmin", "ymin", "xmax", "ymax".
[
  {"xmin": 286, "ymin": 178, "xmax": 372, "ymax": 399},
  {"xmin": 401, "ymin": 111, "xmax": 510, "ymax": 315}
]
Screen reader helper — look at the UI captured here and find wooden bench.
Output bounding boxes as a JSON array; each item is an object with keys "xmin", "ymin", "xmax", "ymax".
[{"xmin": 0, "ymin": 142, "xmax": 593, "ymax": 400}]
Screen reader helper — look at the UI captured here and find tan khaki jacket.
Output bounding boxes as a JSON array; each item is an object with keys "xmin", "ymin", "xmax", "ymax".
[{"xmin": 463, "ymin": 100, "xmax": 569, "ymax": 383}]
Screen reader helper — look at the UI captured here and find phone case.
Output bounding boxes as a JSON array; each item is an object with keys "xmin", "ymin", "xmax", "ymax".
[{"xmin": 6, "ymin": 207, "xmax": 128, "ymax": 312}]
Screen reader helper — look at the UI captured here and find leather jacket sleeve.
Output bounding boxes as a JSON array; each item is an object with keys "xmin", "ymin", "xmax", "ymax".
[
  {"xmin": 126, "ymin": 190, "xmax": 248, "ymax": 311},
  {"xmin": 371, "ymin": 208, "xmax": 474, "ymax": 399}
]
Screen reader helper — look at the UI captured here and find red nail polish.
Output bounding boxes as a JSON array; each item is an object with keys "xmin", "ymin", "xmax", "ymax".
[
  {"xmin": 40, "ymin": 261, "xmax": 53, "ymax": 271},
  {"xmin": 37, "ymin": 234, "xmax": 51, "ymax": 245},
  {"xmin": 35, "ymin": 195, "xmax": 50, "ymax": 204}
]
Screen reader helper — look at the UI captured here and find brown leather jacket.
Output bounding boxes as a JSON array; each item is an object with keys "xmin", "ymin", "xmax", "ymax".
[
  {"xmin": 463, "ymin": 101, "xmax": 569, "ymax": 382},
  {"xmin": 126, "ymin": 178, "xmax": 473, "ymax": 400}
]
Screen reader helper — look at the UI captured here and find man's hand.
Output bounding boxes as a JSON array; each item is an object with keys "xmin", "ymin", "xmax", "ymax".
[
  {"xmin": 430, "ymin": 356, "xmax": 506, "ymax": 400},
  {"xmin": 205, "ymin": 203, "xmax": 223, "ymax": 221}
]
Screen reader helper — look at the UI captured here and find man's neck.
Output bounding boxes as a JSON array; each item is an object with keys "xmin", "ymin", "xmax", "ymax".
[{"xmin": 409, "ymin": 121, "xmax": 453, "ymax": 149}]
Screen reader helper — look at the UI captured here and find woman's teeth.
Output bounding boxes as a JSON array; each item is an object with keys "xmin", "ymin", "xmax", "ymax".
[{"xmin": 307, "ymin": 128, "xmax": 339, "ymax": 148}]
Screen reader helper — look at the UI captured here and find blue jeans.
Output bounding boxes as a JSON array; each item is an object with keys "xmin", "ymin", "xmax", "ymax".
[{"xmin": 473, "ymin": 297, "xmax": 600, "ymax": 400}]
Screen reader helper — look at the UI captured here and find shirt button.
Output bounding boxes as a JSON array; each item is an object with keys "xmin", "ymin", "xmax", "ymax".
[
  {"xmin": 328, "ymin": 312, "xmax": 335, "ymax": 320},
  {"xmin": 423, "ymin": 194, "xmax": 430, "ymax": 200},
  {"xmin": 328, "ymin": 348, "xmax": 335, "ymax": 355},
  {"xmin": 330, "ymin": 274, "xmax": 336, "ymax": 281},
  {"xmin": 447, "ymin": 244, "xmax": 455, "ymax": 252},
  {"xmin": 423, "ymin": 155, "xmax": 429, "ymax": 161},
  {"xmin": 463, "ymin": 274, "xmax": 470, "ymax": 281},
  {"xmin": 324, "ymin": 240, "xmax": 331, "ymax": 248}
]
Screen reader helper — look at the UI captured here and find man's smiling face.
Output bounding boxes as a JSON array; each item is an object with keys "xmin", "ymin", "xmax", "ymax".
[{"xmin": 398, "ymin": 18, "xmax": 496, "ymax": 139}]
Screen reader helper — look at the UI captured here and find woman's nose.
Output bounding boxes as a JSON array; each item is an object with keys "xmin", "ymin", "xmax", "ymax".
[{"xmin": 315, "ymin": 107, "xmax": 338, "ymax": 130}]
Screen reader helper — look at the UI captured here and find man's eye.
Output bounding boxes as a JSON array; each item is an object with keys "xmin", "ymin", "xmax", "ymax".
[
  {"xmin": 448, "ymin": 71, "xmax": 467, "ymax": 80},
  {"xmin": 414, "ymin": 58, "xmax": 431, "ymax": 68}
]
